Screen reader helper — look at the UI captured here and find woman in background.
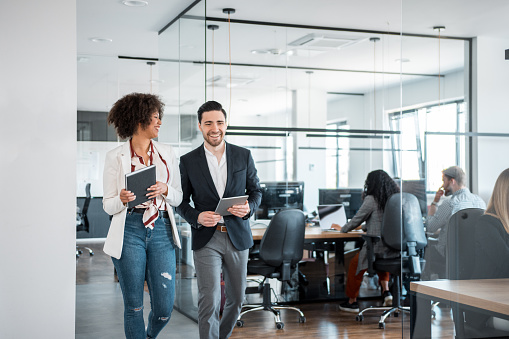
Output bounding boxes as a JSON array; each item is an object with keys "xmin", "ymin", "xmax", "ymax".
[
  {"xmin": 332, "ymin": 169, "xmax": 400, "ymax": 313},
  {"xmin": 103, "ymin": 93, "xmax": 183, "ymax": 338}
]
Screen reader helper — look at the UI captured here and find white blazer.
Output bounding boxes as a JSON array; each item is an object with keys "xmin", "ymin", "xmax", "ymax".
[{"xmin": 102, "ymin": 140, "xmax": 183, "ymax": 259}]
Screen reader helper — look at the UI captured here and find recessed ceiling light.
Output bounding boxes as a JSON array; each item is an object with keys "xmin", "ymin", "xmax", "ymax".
[
  {"xmin": 251, "ymin": 49, "xmax": 294, "ymax": 56},
  {"xmin": 150, "ymin": 79, "xmax": 165, "ymax": 84},
  {"xmin": 90, "ymin": 37, "xmax": 112, "ymax": 43},
  {"xmin": 251, "ymin": 49, "xmax": 271, "ymax": 54},
  {"xmin": 77, "ymin": 57, "xmax": 90, "ymax": 63},
  {"xmin": 122, "ymin": 0, "xmax": 148, "ymax": 7},
  {"xmin": 395, "ymin": 58, "xmax": 411, "ymax": 63}
]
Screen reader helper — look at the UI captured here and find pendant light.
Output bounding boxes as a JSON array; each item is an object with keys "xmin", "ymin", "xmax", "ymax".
[
  {"xmin": 305, "ymin": 71, "xmax": 313, "ymax": 148},
  {"xmin": 433, "ymin": 26, "xmax": 445, "ymax": 107},
  {"xmin": 370, "ymin": 37, "xmax": 380, "ymax": 128},
  {"xmin": 223, "ymin": 8, "xmax": 235, "ymax": 124},
  {"xmin": 147, "ymin": 61, "xmax": 155, "ymax": 94},
  {"xmin": 207, "ymin": 24, "xmax": 219, "ymax": 100}
]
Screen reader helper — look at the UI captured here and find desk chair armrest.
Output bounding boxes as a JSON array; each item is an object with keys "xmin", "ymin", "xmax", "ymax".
[
  {"xmin": 406, "ymin": 241, "xmax": 422, "ymax": 275},
  {"xmin": 426, "ymin": 232, "xmax": 439, "ymax": 239},
  {"xmin": 362, "ymin": 235, "xmax": 380, "ymax": 276}
]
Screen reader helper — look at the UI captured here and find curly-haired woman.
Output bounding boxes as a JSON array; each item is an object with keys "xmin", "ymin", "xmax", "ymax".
[
  {"xmin": 102, "ymin": 93, "xmax": 183, "ymax": 338},
  {"xmin": 332, "ymin": 169, "xmax": 400, "ymax": 313}
]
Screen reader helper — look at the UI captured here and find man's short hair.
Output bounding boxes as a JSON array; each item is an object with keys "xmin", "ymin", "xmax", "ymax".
[
  {"xmin": 197, "ymin": 101, "xmax": 227, "ymax": 123},
  {"xmin": 442, "ymin": 166, "xmax": 466, "ymax": 186}
]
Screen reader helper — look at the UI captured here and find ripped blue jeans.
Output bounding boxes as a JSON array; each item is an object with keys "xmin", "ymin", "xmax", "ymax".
[{"xmin": 112, "ymin": 213, "xmax": 176, "ymax": 339}]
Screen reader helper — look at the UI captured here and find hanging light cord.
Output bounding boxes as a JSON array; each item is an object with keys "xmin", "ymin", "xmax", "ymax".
[
  {"xmin": 150, "ymin": 63, "xmax": 153, "ymax": 94},
  {"xmin": 228, "ymin": 12, "xmax": 232, "ymax": 125},
  {"xmin": 211, "ymin": 28, "xmax": 215, "ymax": 100},
  {"xmin": 308, "ymin": 72, "xmax": 311, "ymax": 127},
  {"xmin": 373, "ymin": 40, "xmax": 376, "ymax": 128},
  {"xmin": 369, "ymin": 37, "xmax": 379, "ymax": 129},
  {"xmin": 438, "ymin": 28, "xmax": 441, "ymax": 107}
]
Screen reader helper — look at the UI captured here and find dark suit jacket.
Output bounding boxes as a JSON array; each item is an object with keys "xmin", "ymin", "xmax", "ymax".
[{"xmin": 177, "ymin": 142, "xmax": 262, "ymax": 251}]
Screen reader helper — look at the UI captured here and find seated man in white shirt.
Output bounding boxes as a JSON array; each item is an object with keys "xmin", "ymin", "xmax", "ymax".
[{"xmin": 424, "ymin": 166, "xmax": 486, "ymax": 279}]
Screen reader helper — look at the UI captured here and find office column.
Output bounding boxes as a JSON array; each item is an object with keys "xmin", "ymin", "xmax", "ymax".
[
  {"xmin": 292, "ymin": 89, "xmax": 327, "ymax": 212},
  {"xmin": 0, "ymin": 1, "xmax": 77, "ymax": 337}
]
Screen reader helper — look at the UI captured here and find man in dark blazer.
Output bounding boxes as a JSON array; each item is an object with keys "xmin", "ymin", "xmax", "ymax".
[{"xmin": 177, "ymin": 101, "xmax": 262, "ymax": 339}]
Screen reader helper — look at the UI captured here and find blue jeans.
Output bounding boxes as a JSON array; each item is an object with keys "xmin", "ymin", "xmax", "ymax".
[{"xmin": 112, "ymin": 213, "xmax": 176, "ymax": 339}]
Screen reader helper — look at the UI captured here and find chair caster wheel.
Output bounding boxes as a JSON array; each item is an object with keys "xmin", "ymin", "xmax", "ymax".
[
  {"xmin": 379, "ymin": 322, "xmax": 385, "ymax": 329},
  {"xmin": 298, "ymin": 316, "xmax": 306, "ymax": 323},
  {"xmin": 236, "ymin": 320, "xmax": 244, "ymax": 327},
  {"xmin": 394, "ymin": 311, "xmax": 399, "ymax": 317},
  {"xmin": 356, "ymin": 315, "xmax": 364, "ymax": 321},
  {"xmin": 276, "ymin": 322, "xmax": 284, "ymax": 329}
]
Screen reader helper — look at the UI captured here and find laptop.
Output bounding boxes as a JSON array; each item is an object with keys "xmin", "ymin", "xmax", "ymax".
[{"xmin": 317, "ymin": 204, "xmax": 347, "ymax": 230}]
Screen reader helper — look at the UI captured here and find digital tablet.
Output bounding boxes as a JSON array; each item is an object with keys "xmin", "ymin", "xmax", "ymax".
[
  {"xmin": 125, "ymin": 165, "xmax": 156, "ymax": 208},
  {"xmin": 214, "ymin": 195, "xmax": 249, "ymax": 216}
]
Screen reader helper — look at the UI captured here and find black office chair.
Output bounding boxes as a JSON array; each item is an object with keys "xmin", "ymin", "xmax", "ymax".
[
  {"xmin": 445, "ymin": 208, "xmax": 509, "ymax": 338},
  {"xmin": 76, "ymin": 183, "xmax": 94, "ymax": 258},
  {"xmin": 236, "ymin": 209, "xmax": 306, "ymax": 330},
  {"xmin": 356, "ymin": 193, "xmax": 427, "ymax": 329},
  {"xmin": 446, "ymin": 208, "xmax": 484, "ymax": 280}
]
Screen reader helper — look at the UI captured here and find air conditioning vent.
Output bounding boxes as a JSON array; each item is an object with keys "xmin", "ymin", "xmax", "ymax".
[
  {"xmin": 288, "ymin": 33, "xmax": 365, "ymax": 49},
  {"xmin": 207, "ymin": 75, "xmax": 256, "ymax": 88}
]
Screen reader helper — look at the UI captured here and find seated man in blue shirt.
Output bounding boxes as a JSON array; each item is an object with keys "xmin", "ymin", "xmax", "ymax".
[{"xmin": 424, "ymin": 166, "xmax": 486, "ymax": 279}]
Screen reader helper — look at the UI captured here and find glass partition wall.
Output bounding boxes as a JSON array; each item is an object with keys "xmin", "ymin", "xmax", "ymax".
[
  {"xmin": 77, "ymin": 0, "xmax": 474, "ymax": 336},
  {"xmin": 397, "ymin": 4, "xmax": 504, "ymax": 339},
  {"xmin": 157, "ymin": 0, "xmax": 409, "ymax": 323},
  {"xmin": 157, "ymin": 0, "xmax": 471, "ymax": 330}
]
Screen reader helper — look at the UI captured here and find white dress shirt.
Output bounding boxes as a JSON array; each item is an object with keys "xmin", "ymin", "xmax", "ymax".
[{"xmin": 204, "ymin": 143, "xmax": 227, "ymax": 222}]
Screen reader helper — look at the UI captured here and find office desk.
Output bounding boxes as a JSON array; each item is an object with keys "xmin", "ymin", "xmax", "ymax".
[
  {"xmin": 251, "ymin": 226, "xmax": 364, "ymax": 241},
  {"xmin": 410, "ymin": 279, "xmax": 509, "ymax": 338},
  {"xmin": 252, "ymin": 226, "xmax": 364, "ymax": 300}
]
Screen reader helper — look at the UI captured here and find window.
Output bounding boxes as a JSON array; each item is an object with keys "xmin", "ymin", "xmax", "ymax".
[
  {"xmin": 389, "ymin": 100, "xmax": 466, "ymax": 191},
  {"xmin": 326, "ymin": 121, "xmax": 349, "ymax": 188}
]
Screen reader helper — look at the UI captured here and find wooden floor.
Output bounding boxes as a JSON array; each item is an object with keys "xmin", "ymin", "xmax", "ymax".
[{"xmin": 76, "ymin": 240, "xmax": 455, "ymax": 338}]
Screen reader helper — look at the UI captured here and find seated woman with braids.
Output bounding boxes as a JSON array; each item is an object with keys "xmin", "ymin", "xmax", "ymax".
[{"xmin": 331, "ymin": 169, "xmax": 400, "ymax": 313}]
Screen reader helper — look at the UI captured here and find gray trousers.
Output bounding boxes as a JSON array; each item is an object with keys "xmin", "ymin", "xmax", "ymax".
[{"xmin": 193, "ymin": 230, "xmax": 248, "ymax": 339}]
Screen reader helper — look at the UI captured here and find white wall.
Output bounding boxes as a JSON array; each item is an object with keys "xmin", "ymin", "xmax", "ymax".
[
  {"xmin": 295, "ymin": 89, "xmax": 327, "ymax": 212},
  {"xmin": 474, "ymin": 36, "xmax": 509, "ymax": 201},
  {"xmin": 328, "ymin": 95, "xmax": 372, "ymax": 187},
  {"xmin": 387, "ymin": 70, "xmax": 465, "ymax": 111},
  {"xmin": 0, "ymin": 1, "xmax": 76, "ymax": 337}
]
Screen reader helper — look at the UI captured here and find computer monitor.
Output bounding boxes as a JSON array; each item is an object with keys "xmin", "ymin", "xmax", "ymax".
[
  {"xmin": 256, "ymin": 181, "xmax": 304, "ymax": 219},
  {"xmin": 399, "ymin": 179, "xmax": 427, "ymax": 217},
  {"xmin": 318, "ymin": 188, "xmax": 363, "ymax": 220}
]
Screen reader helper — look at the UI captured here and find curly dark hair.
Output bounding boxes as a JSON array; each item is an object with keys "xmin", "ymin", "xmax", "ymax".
[
  {"xmin": 107, "ymin": 93, "xmax": 165, "ymax": 139},
  {"xmin": 364, "ymin": 169, "xmax": 400, "ymax": 212}
]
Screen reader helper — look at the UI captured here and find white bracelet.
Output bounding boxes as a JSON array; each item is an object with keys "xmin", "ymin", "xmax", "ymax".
[{"xmin": 431, "ymin": 201, "xmax": 438, "ymax": 206}]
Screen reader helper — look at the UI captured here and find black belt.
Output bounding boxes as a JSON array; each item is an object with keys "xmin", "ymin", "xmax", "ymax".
[{"xmin": 130, "ymin": 208, "xmax": 169, "ymax": 218}]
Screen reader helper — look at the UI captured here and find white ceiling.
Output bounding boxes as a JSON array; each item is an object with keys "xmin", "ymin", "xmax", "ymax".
[{"xmin": 77, "ymin": 0, "xmax": 509, "ymax": 112}]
